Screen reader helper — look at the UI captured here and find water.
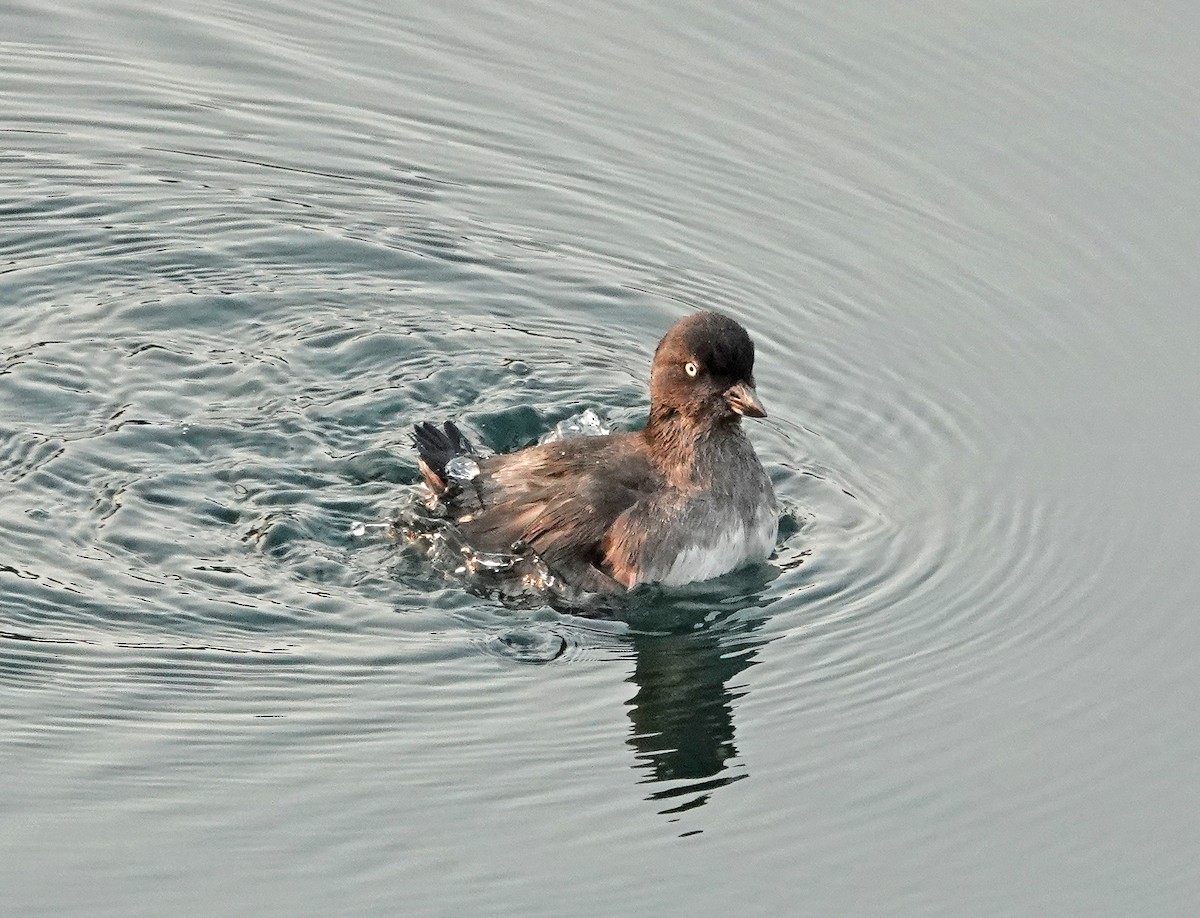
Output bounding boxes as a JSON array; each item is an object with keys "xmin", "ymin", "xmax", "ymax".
[{"xmin": 3, "ymin": 1, "xmax": 1199, "ymax": 915}]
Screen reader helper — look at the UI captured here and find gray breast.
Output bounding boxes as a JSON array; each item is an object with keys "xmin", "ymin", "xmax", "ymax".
[{"xmin": 638, "ymin": 434, "xmax": 778, "ymax": 587}]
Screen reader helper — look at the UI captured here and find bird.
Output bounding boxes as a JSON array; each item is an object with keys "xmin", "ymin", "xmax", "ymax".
[{"xmin": 412, "ymin": 310, "xmax": 778, "ymax": 595}]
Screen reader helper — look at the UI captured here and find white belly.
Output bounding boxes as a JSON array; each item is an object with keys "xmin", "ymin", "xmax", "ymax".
[{"xmin": 657, "ymin": 503, "xmax": 778, "ymax": 587}]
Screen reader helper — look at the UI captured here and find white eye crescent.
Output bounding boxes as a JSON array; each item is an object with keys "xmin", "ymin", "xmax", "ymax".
[{"xmin": 684, "ymin": 361, "xmax": 699, "ymax": 377}]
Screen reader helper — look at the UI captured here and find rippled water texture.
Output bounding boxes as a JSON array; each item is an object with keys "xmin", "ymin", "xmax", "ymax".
[{"xmin": 4, "ymin": 1, "xmax": 1200, "ymax": 915}]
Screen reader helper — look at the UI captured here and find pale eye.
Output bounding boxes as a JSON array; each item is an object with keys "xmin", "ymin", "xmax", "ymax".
[{"xmin": 684, "ymin": 361, "xmax": 699, "ymax": 377}]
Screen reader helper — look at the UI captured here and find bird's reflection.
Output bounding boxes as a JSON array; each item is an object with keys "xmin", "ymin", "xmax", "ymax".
[
  {"xmin": 392, "ymin": 502, "xmax": 779, "ymax": 819},
  {"xmin": 620, "ymin": 570, "xmax": 776, "ymax": 818}
]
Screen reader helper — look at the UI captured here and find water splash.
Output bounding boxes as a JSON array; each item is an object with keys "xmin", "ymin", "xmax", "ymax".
[
  {"xmin": 539, "ymin": 408, "xmax": 612, "ymax": 444},
  {"xmin": 443, "ymin": 455, "xmax": 480, "ymax": 482},
  {"xmin": 348, "ymin": 520, "xmax": 390, "ymax": 538}
]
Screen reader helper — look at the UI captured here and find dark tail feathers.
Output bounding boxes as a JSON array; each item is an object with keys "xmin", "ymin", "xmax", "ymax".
[{"xmin": 412, "ymin": 420, "xmax": 475, "ymax": 493}]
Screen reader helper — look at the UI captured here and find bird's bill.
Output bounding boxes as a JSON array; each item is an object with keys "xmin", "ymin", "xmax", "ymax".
[{"xmin": 725, "ymin": 381, "xmax": 767, "ymax": 418}]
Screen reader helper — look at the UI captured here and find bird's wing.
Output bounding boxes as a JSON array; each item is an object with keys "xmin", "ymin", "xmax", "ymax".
[
  {"xmin": 600, "ymin": 490, "xmax": 696, "ymax": 588},
  {"xmin": 462, "ymin": 434, "xmax": 658, "ymax": 586}
]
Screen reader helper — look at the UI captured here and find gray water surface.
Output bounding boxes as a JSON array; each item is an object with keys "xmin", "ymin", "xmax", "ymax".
[{"xmin": 3, "ymin": 1, "xmax": 1200, "ymax": 916}]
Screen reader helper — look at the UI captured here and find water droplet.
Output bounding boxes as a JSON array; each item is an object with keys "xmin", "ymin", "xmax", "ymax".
[
  {"xmin": 487, "ymin": 628, "xmax": 567, "ymax": 663},
  {"xmin": 465, "ymin": 550, "xmax": 517, "ymax": 573},
  {"xmin": 540, "ymin": 408, "xmax": 612, "ymax": 444},
  {"xmin": 444, "ymin": 456, "xmax": 480, "ymax": 482}
]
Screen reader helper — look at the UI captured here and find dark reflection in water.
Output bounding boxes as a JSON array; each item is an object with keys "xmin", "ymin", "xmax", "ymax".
[
  {"xmin": 395, "ymin": 462, "xmax": 783, "ymax": 822},
  {"xmin": 622, "ymin": 575, "xmax": 775, "ymax": 819}
]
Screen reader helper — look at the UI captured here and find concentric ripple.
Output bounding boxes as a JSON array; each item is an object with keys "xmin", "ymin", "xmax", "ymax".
[{"xmin": 4, "ymin": 0, "xmax": 1200, "ymax": 913}]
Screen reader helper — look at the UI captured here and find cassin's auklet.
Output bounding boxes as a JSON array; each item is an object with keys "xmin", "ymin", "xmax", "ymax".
[{"xmin": 413, "ymin": 311, "xmax": 778, "ymax": 593}]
